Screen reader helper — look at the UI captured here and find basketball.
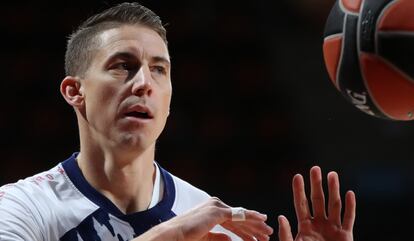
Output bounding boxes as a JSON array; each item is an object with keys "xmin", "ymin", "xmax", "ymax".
[{"xmin": 323, "ymin": 0, "xmax": 414, "ymax": 120}]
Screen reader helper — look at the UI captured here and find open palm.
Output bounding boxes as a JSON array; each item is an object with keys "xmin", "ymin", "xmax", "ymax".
[{"xmin": 278, "ymin": 167, "xmax": 356, "ymax": 241}]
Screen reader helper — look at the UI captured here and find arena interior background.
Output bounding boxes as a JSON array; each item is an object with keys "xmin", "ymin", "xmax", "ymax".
[{"xmin": 0, "ymin": 1, "xmax": 412, "ymax": 240}]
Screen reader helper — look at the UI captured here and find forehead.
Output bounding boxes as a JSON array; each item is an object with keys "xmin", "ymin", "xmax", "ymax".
[{"xmin": 94, "ymin": 25, "xmax": 170, "ymax": 62}]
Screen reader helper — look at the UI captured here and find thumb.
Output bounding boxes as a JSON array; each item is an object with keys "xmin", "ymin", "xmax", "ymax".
[
  {"xmin": 201, "ymin": 232, "xmax": 232, "ymax": 241},
  {"xmin": 278, "ymin": 215, "xmax": 294, "ymax": 241}
]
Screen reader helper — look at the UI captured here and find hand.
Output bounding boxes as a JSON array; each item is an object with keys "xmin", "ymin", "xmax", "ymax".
[
  {"xmin": 135, "ymin": 197, "xmax": 273, "ymax": 241},
  {"xmin": 278, "ymin": 166, "xmax": 356, "ymax": 241}
]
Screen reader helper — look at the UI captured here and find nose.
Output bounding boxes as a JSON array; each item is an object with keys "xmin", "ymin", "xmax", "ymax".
[{"xmin": 131, "ymin": 66, "xmax": 152, "ymax": 97}]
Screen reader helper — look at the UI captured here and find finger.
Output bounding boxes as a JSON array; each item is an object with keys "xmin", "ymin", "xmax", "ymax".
[
  {"xmin": 221, "ymin": 224, "xmax": 256, "ymax": 241},
  {"xmin": 293, "ymin": 174, "xmax": 311, "ymax": 222},
  {"xmin": 244, "ymin": 210, "xmax": 268, "ymax": 221},
  {"xmin": 342, "ymin": 191, "xmax": 356, "ymax": 231},
  {"xmin": 278, "ymin": 215, "xmax": 294, "ymax": 241},
  {"xmin": 219, "ymin": 208, "xmax": 267, "ymax": 224},
  {"xmin": 235, "ymin": 223, "xmax": 271, "ymax": 241},
  {"xmin": 327, "ymin": 171, "xmax": 341, "ymax": 226},
  {"xmin": 238, "ymin": 219, "xmax": 274, "ymax": 236},
  {"xmin": 229, "ymin": 219, "xmax": 273, "ymax": 238},
  {"xmin": 209, "ymin": 197, "xmax": 230, "ymax": 208},
  {"xmin": 207, "ymin": 198, "xmax": 267, "ymax": 221},
  {"xmin": 310, "ymin": 166, "xmax": 326, "ymax": 219},
  {"xmin": 204, "ymin": 198, "xmax": 234, "ymax": 222},
  {"xmin": 202, "ymin": 232, "xmax": 232, "ymax": 241},
  {"xmin": 222, "ymin": 219, "xmax": 272, "ymax": 241}
]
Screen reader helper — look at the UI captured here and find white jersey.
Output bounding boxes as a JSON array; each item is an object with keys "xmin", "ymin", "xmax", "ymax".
[{"xmin": 0, "ymin": 153, "xmax": 240, "ymax": 241}]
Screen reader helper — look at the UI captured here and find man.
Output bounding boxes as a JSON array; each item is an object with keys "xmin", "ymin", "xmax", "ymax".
[{"xmin": 0, "ymin": 2, "xmax": 355, "ymax": 241}]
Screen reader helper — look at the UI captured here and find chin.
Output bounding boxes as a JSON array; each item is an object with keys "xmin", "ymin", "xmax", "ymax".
[{"xmin": 118, "ymin": 133, "xmax": 154, "ymax": 153}]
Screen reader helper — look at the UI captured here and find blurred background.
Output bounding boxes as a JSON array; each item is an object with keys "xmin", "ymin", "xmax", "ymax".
[{"xmin": 1, "ymin": 0, "xmax": 413, "ymax": 240}]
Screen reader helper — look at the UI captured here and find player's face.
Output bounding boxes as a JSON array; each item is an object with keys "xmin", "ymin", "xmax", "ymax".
[{"xmin": 80, "ymin": 25, "xmax": 171, "ymax": 152}]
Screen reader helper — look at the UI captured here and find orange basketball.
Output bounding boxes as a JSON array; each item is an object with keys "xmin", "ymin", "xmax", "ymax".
[{"xmin": 323, "ymin": 0, "xmax": 414, "ymax": 120}]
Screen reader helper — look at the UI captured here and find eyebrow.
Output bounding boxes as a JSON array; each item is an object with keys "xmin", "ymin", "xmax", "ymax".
[
  {"xmin": 106, "ymin": 52, "xmax": 170, "ymax": 66},
  {"xmin": 107, "ymin": 52, "xmax": 136, "ymax": 62},
  {"xmin": 151, "ymin": 56, "xmax": 171, "ymax": 67}
]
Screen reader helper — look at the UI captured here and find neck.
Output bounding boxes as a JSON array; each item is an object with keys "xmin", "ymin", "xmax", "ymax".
[{"xmin": 77, "ymin": 144, "xmax": 156, "ymax": 214}]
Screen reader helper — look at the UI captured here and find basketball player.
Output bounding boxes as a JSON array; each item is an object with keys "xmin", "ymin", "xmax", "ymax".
[{"xmin": 0, "ymin": 2, "xmax": 355, "ymax": 241}]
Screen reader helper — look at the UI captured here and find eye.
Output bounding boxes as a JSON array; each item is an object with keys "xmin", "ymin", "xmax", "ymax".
[
  {"xmin": 150, "ymin": 65, "xmax": 167, "ymax": 75},
  {"xmin": 108, "ymin": 61, "xmax": 139, "ymax": 80},
  {"xmin": 114, "ymin": 62, "xmax": 136, "ymax": 71}
]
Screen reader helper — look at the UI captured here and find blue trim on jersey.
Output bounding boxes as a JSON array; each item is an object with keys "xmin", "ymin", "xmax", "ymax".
[{"xmin": 61, "ymin": 153, "xmax": 177, "ymax": 237}]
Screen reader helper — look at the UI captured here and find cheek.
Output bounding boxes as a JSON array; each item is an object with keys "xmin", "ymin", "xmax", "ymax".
[
  {"xmin": 85, "ymin": 83, "xmax": 120, "ymax": 117},
  {"xmin": 161, "ymin": 88, "xmax": 172, "ymax": 113},
  {"xmin": 96, "ymin": 85, "xmax": 117, "ymax": 102}
]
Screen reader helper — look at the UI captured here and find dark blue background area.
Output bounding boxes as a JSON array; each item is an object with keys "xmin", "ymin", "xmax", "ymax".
[{"xmin": 0, "ymin": 1, "xmax": 413, "ymax": 240}]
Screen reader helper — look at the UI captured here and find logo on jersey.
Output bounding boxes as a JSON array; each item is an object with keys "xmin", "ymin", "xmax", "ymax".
[{"xmin": 60, "ymin": 209, "xmax": 135, "ymax": 241}]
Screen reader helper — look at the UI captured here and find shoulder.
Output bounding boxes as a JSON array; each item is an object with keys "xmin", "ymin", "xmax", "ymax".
[
  {"xmin": 0, "ymin": 165, "xmax": 65, "ymax": 241},
  {"xmin": 0, "ymin": 164, "xmax": 64, "ymax": 207},
  {"xmin": 0, "ymin": 163, "xmax": 88, "ymax": 241},
  {"xmin": 159, "ymin": 167, "xmax": 211, "ymax": 215},
  {"xmin": 173, "ymin": 174, "xmax": 210, "ymax": 200},
  {"xmin": 0, "ymin": 182, "xmax": 42, "ymax": 240},
  {"xmin": 161, "ymin": 167, "xmax": 242, "ymax": 241},
  {"xmin": 0, "ymin": 164, "xmax": 68, "ymax": 207}
]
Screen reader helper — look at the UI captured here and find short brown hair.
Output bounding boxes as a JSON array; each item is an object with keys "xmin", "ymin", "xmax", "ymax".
[{"xmin": 65, "ymin": 2, "xmax": 167, "ymax": 77}]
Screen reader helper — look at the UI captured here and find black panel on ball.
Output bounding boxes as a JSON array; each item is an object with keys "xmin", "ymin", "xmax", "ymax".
[
  {"xmin": 339, "ymin": 15, "xmax": 365, "ymax": 93},
  {"xmin": 378, "ymin": 32, "xmax": 414, "ymax": 81},
  {"xmin": 323, "ymin": 1, "xmax": 345, "ymax": 38},
  {"xmin": 338, "ymin": 14, "xmax": 386, "ymax": 118},
  {"xmin": 358, "ymin": 0, "xmax": 395, "ymax": 53}
]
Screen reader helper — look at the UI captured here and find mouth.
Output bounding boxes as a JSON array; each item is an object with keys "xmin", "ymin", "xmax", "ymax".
[
  {"xmin": 124, "ymin": 111, "xmax": 152, "ymax": 119},
  {"xmin": 123, "ymin": 104, "xmax": 154, "ymax": 120}
]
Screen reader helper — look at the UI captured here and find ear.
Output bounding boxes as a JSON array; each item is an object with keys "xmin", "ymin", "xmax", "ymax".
[{"xmin": 60, "ymin": 76, "xmax": 84, "ymax": 108}]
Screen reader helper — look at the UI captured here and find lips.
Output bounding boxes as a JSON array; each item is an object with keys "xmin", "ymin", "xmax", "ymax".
[{"xmin": 123, "ymin": 104, "xmax": 154, "ymax": 120}]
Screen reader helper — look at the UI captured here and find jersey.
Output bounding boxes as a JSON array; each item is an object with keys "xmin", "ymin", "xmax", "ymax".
[{"xmin": 0, "ymin": 153, "xmax": 240, "ymax": 241}]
